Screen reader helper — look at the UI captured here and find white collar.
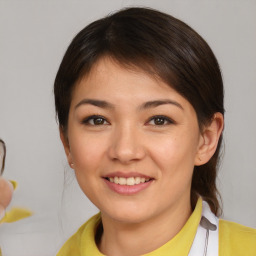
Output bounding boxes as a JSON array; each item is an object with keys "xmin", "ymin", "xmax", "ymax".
[{"xmin": 189, "ymin": 201, "xmax": 219, "ymax": 256}]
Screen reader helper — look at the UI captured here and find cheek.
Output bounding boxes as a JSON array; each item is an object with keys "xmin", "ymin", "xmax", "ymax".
[
  {"xmin": 72, "ymin": 141, "xmax": 100, "ymax": 169},
  {"xmin": 69, "ymin": 135, "xmax": 105, "ymax": 202},
  {"xmin": 149, "ymin": 132, "xmax": 198, "ymax": 175},
  {"xmin": 149, "ymin": 135, "xmax": 197, "ymax": 201},
  {"xmin": 69, "ymin": 131, "xmax": 109, "ymax": 173}
]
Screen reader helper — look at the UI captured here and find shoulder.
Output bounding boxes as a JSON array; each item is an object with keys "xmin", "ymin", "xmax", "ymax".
[
  {"xmin": 56, "ymin": 213, "xmax": 101, "ymax": 256},
  {"xmin": 219, "ymin": 219, "xmax": 256, "ymax": 255}
]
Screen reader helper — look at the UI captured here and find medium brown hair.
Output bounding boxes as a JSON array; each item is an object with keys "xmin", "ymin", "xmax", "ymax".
[{"xmin": 54, "ymin": 7, "xmax": 224, "ymax": 215}]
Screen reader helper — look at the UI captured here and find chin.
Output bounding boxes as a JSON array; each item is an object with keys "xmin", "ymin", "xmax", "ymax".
[
  {"xmin": 111, "ymin": 212, "xmax": 150, "ymax": 224},
  {"xmin": 101, "ymin": 202, "xmax": 156, "ymax": 225}
]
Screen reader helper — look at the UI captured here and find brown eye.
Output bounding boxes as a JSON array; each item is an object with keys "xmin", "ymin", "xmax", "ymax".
[
  {"xmin": 82, "ymin": 115, "xmax": 109, "ymax": 126},
  {"xmin": 147, "ymin": 116, "xmax": 173, "ymax": 126},
  {"xmin": 154, "ymin": 117, "xmax": 166, "ymax": 125},
  {"xmin": 93, "ymin": 117, "xmax": 105, "ymax": 125}
]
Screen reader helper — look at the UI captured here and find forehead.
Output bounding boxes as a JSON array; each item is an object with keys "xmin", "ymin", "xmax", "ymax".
[
  {"xmin": 74, "ymin": 57, "xmax": 176, "ymax": 97},
  {"xmin": 70, "ymin": 58, "xmax": 197, "ymax": 119}
]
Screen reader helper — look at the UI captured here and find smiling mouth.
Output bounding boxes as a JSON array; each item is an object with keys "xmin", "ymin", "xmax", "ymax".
[{"xmin": 104, "ymin": 176, "xmax": 153, "ymax": 186}]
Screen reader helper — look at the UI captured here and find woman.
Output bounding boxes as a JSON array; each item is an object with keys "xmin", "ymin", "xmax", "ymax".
[{"xmin": 55, "ymin": 7, "xmax": 256, "ymax": 255}]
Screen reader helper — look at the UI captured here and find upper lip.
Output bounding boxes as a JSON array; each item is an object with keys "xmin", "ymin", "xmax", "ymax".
[{"xmin": 102, "ymin": 171, "xmax": 153, "ymax": 179}]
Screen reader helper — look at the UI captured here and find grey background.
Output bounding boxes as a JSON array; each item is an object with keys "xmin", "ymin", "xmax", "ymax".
[{"xmin": 0, "ymin": 0, "xmax": 255, "ymax": 255}]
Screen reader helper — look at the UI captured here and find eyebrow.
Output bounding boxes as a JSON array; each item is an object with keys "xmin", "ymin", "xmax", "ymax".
[
  {"xmin": 139, "ymin": 99, "xmax": 184, "ymax": 110},
  {"xmin": 75, "ymin": 98, "xmax": 183, "ymax": 111},
  {"xmin": 75, "ymin": 99, "xmax": 114, "ymax": 109}
]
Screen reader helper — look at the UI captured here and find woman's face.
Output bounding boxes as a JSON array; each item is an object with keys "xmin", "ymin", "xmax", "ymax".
[{"xmin": 63, "ymin": 57, "xmax": 204, "ymax": 224}]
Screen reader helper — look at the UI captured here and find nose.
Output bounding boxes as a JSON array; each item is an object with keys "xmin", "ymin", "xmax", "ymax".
[{"xmin": 108, "ymin": 124, "xmax": 146, "ymax": 164}]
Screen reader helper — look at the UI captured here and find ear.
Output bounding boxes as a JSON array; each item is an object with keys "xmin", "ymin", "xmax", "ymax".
[
  {"xmin": 59, "ymin": 127, "xmax": 74, "ymax": 168},
  {"xmin": 195, "ymin": 112, "xmax": 224, "ymax": 166}
]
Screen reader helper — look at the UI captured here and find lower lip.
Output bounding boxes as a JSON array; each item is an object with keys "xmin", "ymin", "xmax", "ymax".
[{"xmin": 103, "ymin": 179, "xmax": 153, "ymax": 195}]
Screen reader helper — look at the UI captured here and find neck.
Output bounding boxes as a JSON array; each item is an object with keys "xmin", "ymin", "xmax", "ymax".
[{"xmin": 98, "ymin": 199, "xmax": 192, "ymax": 256}]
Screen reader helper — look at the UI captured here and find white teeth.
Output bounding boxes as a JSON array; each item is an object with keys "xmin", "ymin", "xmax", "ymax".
[
  {"xmin": 127, "ymin": 177, "xmax": 135, "ymax": 186},
  {"xmin": 108, "ymin": 176, "xmax": 150, "ymax": 185},
  {"xmin": 135, "ymin": 177, "xmax": 141, "ymax": 184},
  {"xmin": 119, "ymin": 177, "xmax": 126, "ymax": 185},
  {"xmin": 114, "ymin": 176, "xmax": 119, "ymax": 184}
]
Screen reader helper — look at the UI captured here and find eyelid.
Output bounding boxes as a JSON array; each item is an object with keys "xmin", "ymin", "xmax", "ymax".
[
  {"xmin": 81, "ymin": 115, "xmax": 110, "ymax": 125},
  {"xmin": 80, "ymin": 114, "xmax": 175, "ymax": 126},
  {"xmin": 146, "ymin": 115, "xmax": 175, "ymax": 125}
]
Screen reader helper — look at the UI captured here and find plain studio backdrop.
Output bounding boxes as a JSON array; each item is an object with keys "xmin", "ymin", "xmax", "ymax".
[{"xmin": 0, "ymin": 0, "xmax": 255, "ymax": 255}]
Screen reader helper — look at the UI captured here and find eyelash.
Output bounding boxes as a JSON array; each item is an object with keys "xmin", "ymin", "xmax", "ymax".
[
  {"xmin": 81, "ymin": 115, "xmax": 109, "ymax": 126},
  {"xmin": 81, "ymin": 115, "xmax": 174, "ymax": 126},
  {"xmin": 147, "ymin": 115, "xmax": 175, "ymax": 126}
]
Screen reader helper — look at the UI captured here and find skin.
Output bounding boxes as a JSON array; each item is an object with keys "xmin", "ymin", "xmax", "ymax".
[
  {"xmin": 61, "ymin": 57, "xmax": 223, "ymax": 256},
  {"xmin": 0, "ymin": 177, "xmax": 13, "ymax": 219}
]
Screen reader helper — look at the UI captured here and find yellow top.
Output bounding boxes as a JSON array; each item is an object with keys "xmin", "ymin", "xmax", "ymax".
[
  {"xmin": 219, "ymin": 219, "xmax": 256, "ymax": 255},
  {"xmin": 57, "ymin": 198, "xmax": 256, "ymax": 255}
]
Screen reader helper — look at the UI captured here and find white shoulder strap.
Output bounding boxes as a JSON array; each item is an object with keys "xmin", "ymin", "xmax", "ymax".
[{"xmin": 188, "ymin": 201, "xmax": 219, "ymax": 256}]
